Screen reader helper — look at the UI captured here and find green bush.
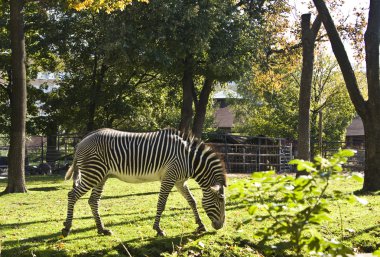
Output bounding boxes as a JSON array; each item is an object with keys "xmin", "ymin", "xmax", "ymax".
[{"xmin": 230, "ymin": 150, "xmax": 369, "ymax": 257}]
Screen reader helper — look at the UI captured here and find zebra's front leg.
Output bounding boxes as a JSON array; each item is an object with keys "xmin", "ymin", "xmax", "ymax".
[
  {"xmin": 89, "ymin": 179, "xmax": 112, "ymax": 236},
  {"xmin": 175, "ymin": 181, "xmax": 206, "ymax": 234},
  {"xmin": 153, "ymin": 179, "xmax": 175, "ymax": 236}
]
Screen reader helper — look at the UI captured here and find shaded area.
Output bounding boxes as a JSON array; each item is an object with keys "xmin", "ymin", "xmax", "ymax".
[
  {"xmin": 118, "ymin": 231, "xmax": 217, "ymax": 257},
  {"xmin": 28, "ymin": 186, "xmax": 62, "ymax": 191},
  {"xmin": 101, "ymin": 187, "xmax": 200, "ymax": 200}
]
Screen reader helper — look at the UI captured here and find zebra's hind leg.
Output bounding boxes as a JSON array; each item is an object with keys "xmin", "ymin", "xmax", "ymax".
[
  {"xmin": 88, "ymin": 179, "xmax": 112, "ymax": 236},
  {"xmin": 62, "ymin": 184, "xmax": 91, "ymax": 237},
  {"xmin": 175, "ymin": 180, "xmax": 206, "ymax": 234}
]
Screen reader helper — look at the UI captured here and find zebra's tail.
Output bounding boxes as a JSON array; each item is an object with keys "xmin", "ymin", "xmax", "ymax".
[{"xmin": 65, "ymin": 159, "xmax": 77, "ymax": 180}]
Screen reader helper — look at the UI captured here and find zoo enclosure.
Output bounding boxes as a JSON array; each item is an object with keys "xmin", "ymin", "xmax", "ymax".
[
  {"xmin": 205, "ymin": 134, "xmax": 294, "ymax": 173},
  {"xmin": 0, "ymin": 135, "xmax": 81, "ymax": 172}
]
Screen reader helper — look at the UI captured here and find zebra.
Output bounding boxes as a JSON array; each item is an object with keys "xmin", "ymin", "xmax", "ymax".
[{"xmin": 62, "ymin": 128, "xmax": 226, "ymax": 237}]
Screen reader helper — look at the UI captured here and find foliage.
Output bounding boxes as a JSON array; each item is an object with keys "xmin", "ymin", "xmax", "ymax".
[
  {"xmin": 67, "ymin": 0, "xmax": 148, "ymax": 13},
  {"xmin": 0, "ymin": 0, "xmax": 58, "ymax": 136},
  {"xmin": 234, "ymin": 49, "xmax": 357, "ymax": 143},
  {"xmin": 125, "ymin": 0, "xmax": 257, "ymax": 80},
  {"xmin": 229, "ymin": 150, "xmax": 370, "ymax": 256},
  {"xmin": 5, "ymin": 0, "xmax": 260, "ymax": 136},
  {"xmin": 31, "ymin": 6, "xmax": 184, "ymax": 134}
]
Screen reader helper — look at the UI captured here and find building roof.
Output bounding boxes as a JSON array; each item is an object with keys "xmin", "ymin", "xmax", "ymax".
[{"xmin": 346, "ymin": 116, "xmax": 364, "ymax": 136}]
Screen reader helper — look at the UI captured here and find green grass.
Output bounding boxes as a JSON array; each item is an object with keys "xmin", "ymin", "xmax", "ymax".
[{"xmin": 0, "ymin": 174, "xmax": 379, "ymax": 257}]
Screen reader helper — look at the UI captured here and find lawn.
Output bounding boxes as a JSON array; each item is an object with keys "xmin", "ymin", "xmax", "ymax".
[{"xmin": 0, "ymin": 174, "xmax": 379, "ymax": 257}]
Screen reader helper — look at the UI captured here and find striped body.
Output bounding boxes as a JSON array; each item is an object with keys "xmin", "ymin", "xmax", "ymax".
[{"xmin": 62, "ymin": 128, "xmax": 226, "ymax": 237}]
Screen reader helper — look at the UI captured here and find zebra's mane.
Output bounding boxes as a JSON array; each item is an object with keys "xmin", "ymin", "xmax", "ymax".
[{"xmin": 162, "ymin": 128, "xmax": 227, "ymax": 186}]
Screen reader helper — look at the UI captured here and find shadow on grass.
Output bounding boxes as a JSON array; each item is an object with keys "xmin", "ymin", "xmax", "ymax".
[
  {"xmin": 1, "ymin": 226, "xmax": 216, "ymax": 257},
  {"xmin": 343, "ymin": 224, "xmax": 380, "ymax": 239},
  {"xmin": 119, "ymin": 231, "xmax": 217, "ymax": 257},
  {"xmin": 354, "ymin": 189, "xmax": 380, "ymax": 196},
  {"xmin": 28, "ymin": 186, "xmax": 63, "ymax": 191},
  {"xmin": 102, "ymin": 190, "xmax": 161, "ymax": 199},
  {"xmin": 101, "ymin": 187, "xmax": 201, "ymax": 200},
  {"xmin": 0, "ymin": 209, "xmax": 153, "ymax": 230}
]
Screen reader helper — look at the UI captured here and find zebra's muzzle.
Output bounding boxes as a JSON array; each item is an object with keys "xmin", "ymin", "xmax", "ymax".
[{"xmin": 212, "ymin": 220, "xmax": 224, "ymax": 230}]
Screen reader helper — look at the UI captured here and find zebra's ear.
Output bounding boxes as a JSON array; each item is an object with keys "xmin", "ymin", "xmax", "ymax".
[{"xmin": 210, "ymin": 184, "xmax": 221, "ymax": 192}]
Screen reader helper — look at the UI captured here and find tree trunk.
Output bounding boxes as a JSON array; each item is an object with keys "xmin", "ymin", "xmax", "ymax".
[
  {"xmin": 192, "ymin": 77, "xmax": 213, "ymax": 138},
  {"xmin": 179, "ymin": 57, "xmax": 194, "ymax": 135},
  {"xmin": 86, "ymin": 57, "xmax": 107, "ymax": 133},
  {"xmin": 4, "ymin": 0, "xmax": 27, "ymax": 193},
  {"xmin": 297, "ymin": 14, "xmax": 321, "ymax": 164},
  {"xmin": 313, "ymin": 0, "xmax": 380, "ymax": 191},
  {"xmin": 362, "ymin": 113, "xmax": 380, "ymax": 191},
  {"xmin": 362, "ymin": 0, "xmax": 380, "ymax": 191},
  {"xmin": 310, "ymin": 110, "xmax": 318, "ymax": 160}
]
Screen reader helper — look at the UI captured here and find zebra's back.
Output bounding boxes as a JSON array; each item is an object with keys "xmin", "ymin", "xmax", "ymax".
[{"xmin": 76, "ymin": 128, "xmax": 185, "ymax": 183}]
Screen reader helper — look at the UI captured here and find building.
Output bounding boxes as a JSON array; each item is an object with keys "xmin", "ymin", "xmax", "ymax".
[
  {"xmin": 212, "ymin": 84, "xmax": 241, "ymax": 133},
  {"xmin": 345, "ymin": 116, "xmax": 365, "ymax": 148}
]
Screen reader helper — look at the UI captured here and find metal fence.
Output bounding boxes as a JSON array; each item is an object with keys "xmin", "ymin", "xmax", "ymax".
[
  {"xmin": 205, "ymin": 134, "xmax": 294, "ymax": 173},
  {"xmin": 0, "ymin": 135, "xmax": 81, "ymax": 173},
  {"xmin": 321, "ymin": 141, "xmax": 365, "ymax": 171}
]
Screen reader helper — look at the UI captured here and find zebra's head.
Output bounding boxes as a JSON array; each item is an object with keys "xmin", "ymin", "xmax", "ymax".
[
  {"xmin": 190, "ymin": 140, "xmax": 227, "ymax": 230},
  {"xmin": 202, "ymin": 180, "xmax": 226, "ymax": 230}
]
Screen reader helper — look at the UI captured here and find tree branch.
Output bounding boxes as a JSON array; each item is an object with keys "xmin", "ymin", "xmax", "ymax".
[
  {"xmin": 266, "ymin": 34, "xmax": 327, "ymax": 58},
  {"xmin": 311, "ymin": 15, "xmax": 322, "ymax": 40}
]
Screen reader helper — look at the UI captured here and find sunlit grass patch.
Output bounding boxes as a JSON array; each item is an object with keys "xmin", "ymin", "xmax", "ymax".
[{"xmin": 0, "ymin": 174, "xmax": 379, "ymax": 256}]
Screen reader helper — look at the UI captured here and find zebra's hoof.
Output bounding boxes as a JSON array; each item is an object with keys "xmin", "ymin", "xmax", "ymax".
[
  {"xmin": 99, "ymin": 229, "xmax": 113, "ymax": 236},
  {"xmin": 195, "ymin": 225, "xmax": 207, "ymax": 234},
  {"xmin": 156, "ymin": 230, "xmax": 166, "ymax": 237},
  {"xmin": 62, "ymin": 228, "xmax": 70, "ymax": 237}
]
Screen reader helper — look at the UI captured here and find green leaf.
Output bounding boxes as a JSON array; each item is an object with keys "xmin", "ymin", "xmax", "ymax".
[
  {"xmin": 248, "ymin": 205, "xmax": 258, "ymax": 215},
  {"xmin": 373, "ymin": 248, "xmax": 380, "ymax": 256},
  {"xmin": 351, "ymin": 173, "xmax": 364, "ymax": 183},
  {"xmin": 335, "ymin": 149, "xmax": 356, "ymax": 158},
  {"xmin": 294, "ymin": 160, "xmax": 317, "ymax": 172},
  {"xmin": 289, "ymin": 159, "xmax": 302, "ymax": 165}
]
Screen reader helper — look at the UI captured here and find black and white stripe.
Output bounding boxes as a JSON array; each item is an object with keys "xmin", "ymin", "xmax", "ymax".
[{"xmin": 62, "ymin": 128, "xmax": 226, "ymax": 237}]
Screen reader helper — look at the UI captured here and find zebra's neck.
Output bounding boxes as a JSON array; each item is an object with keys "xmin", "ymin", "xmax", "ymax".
[{"xmin": 188, "ymin": 139, "xmax": 226, "ymax": 188}]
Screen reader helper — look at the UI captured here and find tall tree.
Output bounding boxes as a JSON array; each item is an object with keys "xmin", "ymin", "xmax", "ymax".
[
  {"xmin": 312, "ymin": 0, "xmax": 380, "ymax": 191},
  {"xmin": 122, "ymin": 0, "xmax": 256, "ymax": 137},
  {"xmin": 4, "ymin": 0, "xmax": 27, "ymax": 193},
  {"xmin": 297, "ymin": 13, "xmax": 321, "ymax": 161}
]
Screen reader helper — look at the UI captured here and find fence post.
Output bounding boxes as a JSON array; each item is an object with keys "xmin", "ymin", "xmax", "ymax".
[
  {"xmin": 258, "ymin": 139, "xmax": 261, "ymax": 171},
  {"xmin": 41, "ymin": 136, "xmax": 44, "ymax": 163},
  {"xmin": 278, "ymin": 139, "xmax": 281, "ymax": 172}
]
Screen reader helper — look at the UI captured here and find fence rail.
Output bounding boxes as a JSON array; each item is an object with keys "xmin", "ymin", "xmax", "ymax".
[
  {"xmin": 0, "ymin": 135, "xmax": 81, "ymax": 173},
  {"xmin": 208, "ymin": 142, "xmax": 293, "ymax": 173}
]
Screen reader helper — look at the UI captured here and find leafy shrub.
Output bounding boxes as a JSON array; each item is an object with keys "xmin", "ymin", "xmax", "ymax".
[{"xmin": 230, "ymin": 150, "xmax": 368, "ymax": 257}]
